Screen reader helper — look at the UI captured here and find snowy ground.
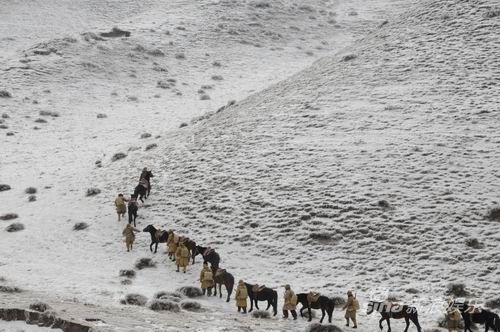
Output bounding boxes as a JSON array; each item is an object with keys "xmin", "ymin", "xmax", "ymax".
[
  {"xmin": 1, "ymin": 0, "xmax": 499, "ymax": 331},
  {"xmin": 0, "ymin": 320, "xmax": 60, "ymax": 332}
]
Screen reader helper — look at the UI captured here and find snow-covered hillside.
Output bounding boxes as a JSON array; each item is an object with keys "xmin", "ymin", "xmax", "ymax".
[{"xmin": 1, "ymin": 0, "xmax": 499, "ymax": 331}]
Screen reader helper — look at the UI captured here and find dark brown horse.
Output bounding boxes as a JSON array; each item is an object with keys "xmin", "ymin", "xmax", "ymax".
[
  {"xmin": 367, "ymin": 300, "xmax": 422, "ymax": 332},
  {"xmin": 213, "ymin": 268, "xmax": 234, "ymax": 302},
  {"xmin": 450, "ymin": 300, "xmax": 500, "ymax": 332},
  {"xmin": 182, "ymin": 238, "xmax": 197, "ymax": 265},
  {"xmin": 194, "ymin": 246, "xmax": 220, "ymax": 269},
  {"xmin": 296, "ymin": 293, "xmax": 335, "ymax": 323},
  {"xmin": 244, "ymin": 283, "xmax": 278, "ymax": 316},
  {"xmin": 143, "ymin": 225, "xmax": 168, "ymax": 253}
]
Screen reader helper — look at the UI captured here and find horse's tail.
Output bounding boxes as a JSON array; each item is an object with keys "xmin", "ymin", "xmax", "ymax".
[
  {"xmin": 412, "ymin": 308, "xmax": 422, "ymax": 332},
  {"xmin": 273, "ymin": 290, "xmax": 278, "ymax": 315},
  {"xmin": 226, "ymin": 273, "xmax": 234, "ymax": 302}
]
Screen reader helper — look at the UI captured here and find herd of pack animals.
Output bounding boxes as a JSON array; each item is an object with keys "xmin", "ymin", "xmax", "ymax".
[{"xmin": 115, "ymin": 168, "xmax": 500, "ymax": 332}]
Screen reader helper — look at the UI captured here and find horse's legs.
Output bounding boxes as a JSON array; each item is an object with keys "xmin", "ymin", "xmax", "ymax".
[
  {"xmin": 149, "ymin": 241, "xmax": 153, "ymax": 252},
  {"xmin": 254, "ymin": 299, "xmax": 260, "ymax": 310},
  {"xmin": 403, "ymin": 317, "xmax": 410, "ymax": 332},
  {"xmin": 320, "ymin": 309, "xmax": 326, "ymax": 323},
  {"xmin": 265, "ymin": 300, "xmax": 271, "ymax": 311},
  {"xmin": 410, "ymin": 315, "xmax": 422, "ymax": 332},
  {"xmin": 307, "ymin": 306, "xmax": 312, "ymax": 322},
  {"xmin": 219, "ymin": 283, "xmax": 222, "ymax": 298},
  {"xmin": 387, "ymin": 318, "xmax": 392, "ymax": 332},
  {"xmin": 248, "ymin": 296, "xmax": 253, "ymax": 312},
  {"xmin": 300, "ymin": 306, "xmax": 304, "ymax": 317},
  {"xmin": 154, "ymin": 242, "xmax": 158, "ymax": 254},
  {"xmin": 379, "ymin": 317, "xmax": 385, "ymax": 330}
]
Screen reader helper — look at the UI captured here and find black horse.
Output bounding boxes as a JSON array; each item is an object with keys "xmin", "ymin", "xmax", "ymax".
[
  {"xmin": 143, "ymin": 225, "xmax": 168, "ymax": 253},
  {"xmin": 367, "ymin": 300, "xmax": 422, "ymax": 332},
  {"xmin": 450, "ymin": 300, "xmax": 500, "ymax": 332},
  {"xmin": 245, "ymin": 283, "xmax": 278, "ymax": 316},
  {"xmin": 127, "ymin": 195, "xmax": 138, "ymax": 226},
  {"xmin": 194, "ymin": 246, "xmax": 220, "ymax": 269},
  {"xmin": 213, "ymin": 268, "xmax": 234, "ymax": 303},
  {"xmin": 297, "ymin": 293, "xmax": 335, "ymax": 323},
  {"xmin": 134, "ymin": 170, "xmax": 154, "ymax": 202}
]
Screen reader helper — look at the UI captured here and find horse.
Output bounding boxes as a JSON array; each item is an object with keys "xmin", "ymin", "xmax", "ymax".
[
  {"xmin": 366, "ymin": 300, "xmax": 422, "ymax": 332},
  {"xmin": 143, "ymin": 225, "xmax": 168, "ymax": 253},
  {"xmin": 194, "ymin": 246, "xmax": 220, "ymax": 269},
  {"xmin": 296, "ymin": 293, "xmax": 335, "ymax": 323},
  {"xmin": 213, "ymin": 268, "xmax": 234, "ymax": 302},
  {"xmin": 135, "ymin": 170, "xmax": 154, "ymax": 202},
  {"xmin": 140, "ymin": 170, "xmax": 154, "ymax": 198},
  {"xmin": 245, "ymin": 283, "xmax": 278, "ymax": 316},
  {"xmin": 450, "ymin": 300, "xmax": 500, "ymax": 332},
  {"xmin": 127, "ymin": 195, "xmax": 138, "ymax": 226}
]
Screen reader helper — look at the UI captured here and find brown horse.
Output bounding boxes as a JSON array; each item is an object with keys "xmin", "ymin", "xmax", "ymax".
[
  {"xmin": 182, "ymin": 238, "xmax": 197, "ymax": 265},
  {"xmin": 213, "ymin": 268, "xmax": 234, "ymax": 302},
  {"xmin": 367, "ymin": 300, "xmax": 422, "ymax": 332}
]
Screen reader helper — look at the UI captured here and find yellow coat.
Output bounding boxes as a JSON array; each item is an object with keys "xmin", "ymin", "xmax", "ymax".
[
  {"xmin": 167, "ymin": 233, "xmax": 179, "ymax": 254},
  {"xmin": 200, "ymin": 267, "xmax": 215, "ymax": 289},
  {"xmin": 122, "ymin": 225, "xmax": 139, "ymax": 244},
  {"xmin": 235, "ymin": 284, "xmax": 248, "ymax": 307},
  {"xmin": 115, "ymin": 197, "xmax": 126, "ymax": 213},
  {"xmin": 283, "ymin": 289, "xmax": 297, "ymax": 311},
  {"xmin": 175, "ymin": 245, "xmax": 190, "ymax": 267}
]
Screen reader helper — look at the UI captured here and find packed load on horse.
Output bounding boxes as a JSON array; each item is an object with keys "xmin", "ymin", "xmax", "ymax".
[
  {"xmin": 114, "ymin": 193, "xmax": 128, "ymax": 221},
  {"xmin": 449, "ymin": 299, "xmax": 500, "ymax": 332},
  {"xmin": 367, "ymin": 299, "xmax": 422, "ymax": 332},
  {"xmin": 297, "ymin": 292, "xmax": 335, "ymax": 323},
  {"xmin": 143, "ymin": 225, "xmax": 168, "ymax": 253}
]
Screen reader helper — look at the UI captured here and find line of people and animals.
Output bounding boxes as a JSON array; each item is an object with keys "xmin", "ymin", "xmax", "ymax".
[{"xmin": 114, "ymin": 168, "xmax": 500, "ymax": 332}]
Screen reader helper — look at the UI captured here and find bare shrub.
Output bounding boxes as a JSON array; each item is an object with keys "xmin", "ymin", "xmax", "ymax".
[
  {"xmin": 251, "ymin": 310, "xmax": 270, "ymax": 319},
  {"xmin": 135, "ymin": 258, "xmax": 156, "ymax": 270},
  {"xmin": 306, "ymin": 323, "xmax": 343, "ymax": 332},
  {"xmin": 86, "ymin": 188, "xmax": 101, "ymax": 196},
  {"xmin": 465, "ymin": 238, "xmax": 484, "ymax": 249},
  {"xmin": 180, "ymin": 300, "xmax": 202, "ymax": 311},
  {"xmin": 0, "ymin": 285, "xmax": 22, "ymax": 293},
  {"xmin": 145, "ymin": 143, "xmax": 158, "ymax": 151},
  {"xmin": 96, "ymin": 113, "xmax": 107, "ymax": 119},
  {"xmin": 6, "ymin": 223, "xmax": 24, "ymax": 232},
  {"xmin": 149, "ymin": 299, "xmax": 180, "ymax": 312},
  {"xmin": 25, "ymin": 187, "xmax": 37, "ymax": 194},
  {"xmin": 176, "ymin": 286, "xmax": 203, "ymax": 298},
  {"xmin": 30, "ymin": 301, "xmax": 51, "ymax": 312},
  {"xmin": 0, "ymin": 184, "xmax": 11, "ymax": 192},
  {"xmin": 0, "ymin": 213, "xmax": 18, "ymax": 221},
  {"xmin": 0, "ymin": 90, "xmax": 12, "ymax": 98},
  {"xmin": 487, "ymin": 207, "xmax": 500, "ymax": 221},
  {"xmin": 140, "ymin": 133, "xmax": 152, "ymax": 139},
  {"xmin": 73, "ymin": 222, "xmax": 89, "ymax": 231},
  {"xmin": 486, "ymin": 297, "xmax": 500, "ymax": 309},
  {"xmin": 111, "ymin": 153, "xmax": 127, "ymax": 162},
  {"xmin": 121, "ymin": 294, "xmax": 147, "ymax": 306},
  {"xmin": 446, "ymin": 283, "xmax": 468, "ymax": 297}
]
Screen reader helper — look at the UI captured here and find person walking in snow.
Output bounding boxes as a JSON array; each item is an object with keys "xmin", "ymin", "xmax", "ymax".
[
  {"xmin": 175, "ymin": 239, "xmax": 190, "ymax": 273},
  {"xmin": 199, "ymin": 262, "xmax": 214, "ymax": 296},
  {"xmin": 283, "ymin": 284, "xmax": 298, "ymax": 320},
  {"xmin": 122, "ymin": 223, "xmax": 140, "ymax": 252},
  {"xmin": 342, "ymin": 290, "xmax": 358, "ymax": 328},
  {"xmin": 447, "ymin": 305, "xmax": 462, "ymax": 332},
  {"xmin": 167, "ymin": 230, "xmax": 179, "ymax": 261},
  {"xmin": 114, "ymin": 193, "xmax": 127, "ymax": 221},
  {"xmin": 235, "ymin": 280, "xmax": 248, "ymax": 313}
]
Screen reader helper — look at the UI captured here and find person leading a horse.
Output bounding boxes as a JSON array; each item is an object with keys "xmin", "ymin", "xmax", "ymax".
[
  {"xmin": 283, "ymin": 284, "xmax": 298, "ymax": 320},
  {"xmin": 342, "ymin": 290, "xmax": 358, "ymax": 328},
  {"xmin": 114, "ymin": 194, "xmax": 128, "ymax": 222}
]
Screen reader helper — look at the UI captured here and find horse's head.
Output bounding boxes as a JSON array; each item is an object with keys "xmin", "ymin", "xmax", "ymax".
[
  {"xmin": 147, "ymin": 170, "xmax": 154, "ymax": 178},
  {"xmin": 366, "ymin": 300, "xmax": 376, "ymax": 315},
  {"xmin": 143, "ymin": 225, "xmax": 155, "ymax": 233}
]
